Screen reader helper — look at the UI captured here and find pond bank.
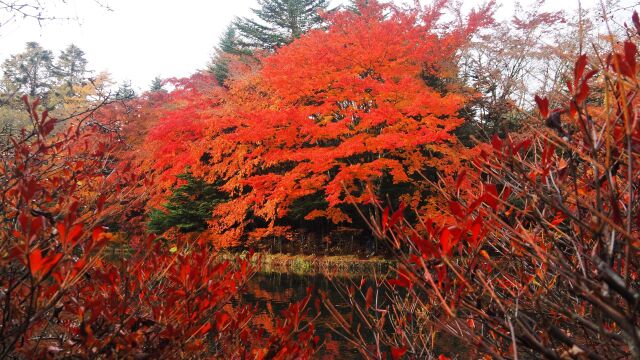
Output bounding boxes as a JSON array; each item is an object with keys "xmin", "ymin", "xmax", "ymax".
[{"xmin": 219, "ymin": 252, "xmax": 394, "ymax": 277}]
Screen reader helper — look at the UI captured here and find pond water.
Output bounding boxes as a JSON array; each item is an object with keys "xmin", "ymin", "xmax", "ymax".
[
  {"xmin": 241, "ymin": 272, "xmax": 368, "ymax": 359},
  {"xmin": 241, "ymin": 271, "xmax": 465, "ymax": 359}
]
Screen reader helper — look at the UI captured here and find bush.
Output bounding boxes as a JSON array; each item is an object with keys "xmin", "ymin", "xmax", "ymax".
[{"xmin": 328, "ymin": 11, "xmax": 640, "ymax": 360}]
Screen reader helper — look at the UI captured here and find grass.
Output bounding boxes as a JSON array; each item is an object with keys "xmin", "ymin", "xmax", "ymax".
[{"xmin": 218, "ymin": 251, "xmax": 394, "ymax": 278}]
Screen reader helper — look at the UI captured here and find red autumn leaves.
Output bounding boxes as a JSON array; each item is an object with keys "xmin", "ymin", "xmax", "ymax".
[{"xmin": 129, "ymin": 0, "xmax": 491, "ymax": 246}]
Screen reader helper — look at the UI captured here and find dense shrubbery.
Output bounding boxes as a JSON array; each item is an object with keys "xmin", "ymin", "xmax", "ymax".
[
  {"xmin": 328, "ymin": 11, "xmax": 640, "ymax": 360},
  {"xmin": 0, "ymin": 98, "xmax": 317, "ymax": 358}
]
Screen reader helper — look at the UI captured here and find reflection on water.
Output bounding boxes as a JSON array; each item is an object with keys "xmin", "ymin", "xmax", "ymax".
[
  {"xmin": 241, "ymin": 271, "xmax": 464, "ymax": 359},
  {"xmin": 241, "ymin": 272, "xmax": 366, "ymax": 359}
]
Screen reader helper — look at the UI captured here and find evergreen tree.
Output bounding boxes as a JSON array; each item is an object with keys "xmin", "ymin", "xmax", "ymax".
[
  {"xmin": 2, "ymin": 42, "xmax": 55, "ymax": 100},
  {"xmin": 207, "ymin": 25, "xmax": 245, "ymax": 86},
  {"xmin": 54, "ymin": 44, "xmax": 88, "ymax": 96},
  {"xmin": 234, "ymin": 0, "xmax": 330, "ymax": 51},
  {"xmin": 115, "ymin": 80, "xmax": 136, "ymax": 100},
  {"xmin": 148, "ymin": 173, "xmax": 228, "ymax": 234},
  {"xmin": 217, "ymin": 24, "xmax": 244, "ymax": 55},
  {"xmin": 149, "ymin": 76, "xmax": 165, "ymax": 92}
]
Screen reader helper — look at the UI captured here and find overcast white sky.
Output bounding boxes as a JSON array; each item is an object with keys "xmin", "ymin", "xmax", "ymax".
[{"xmin": 0, "ymin": 0, "xmax": 612, "ymax": 91}]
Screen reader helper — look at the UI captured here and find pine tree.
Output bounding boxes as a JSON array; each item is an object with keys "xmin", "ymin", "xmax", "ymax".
[
  {"xmin": 207, "ymin": 24, "xmax": 245, "ymax": 86},
  {"xmin": 234, "ymin": 0, "xmax": 330, "ymax": 51},
  {"xmin": 55, "ymin": 44, "xmax": 88, "ymax": 96},
  {"xmin": 2, "ymin": 42, "xmax": 55, "ymax": 99},
  {"xmin": 148, "ymin": 173, "xmax": 227, "ymax": 234},
  {"xmin": 149, "ymin": 76, "xmax": 165, "ymax": 92},
  {"xmin": 115, "ymin": 80, "xmax": 136, "ymax": 100}
]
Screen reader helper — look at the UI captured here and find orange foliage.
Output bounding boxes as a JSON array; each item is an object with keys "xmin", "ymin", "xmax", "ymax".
[{"xmin": 126, "ymin": 1, "xmax": 492, "ymax": 246}]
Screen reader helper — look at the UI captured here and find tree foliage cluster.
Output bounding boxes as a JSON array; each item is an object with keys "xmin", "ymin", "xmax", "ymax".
[
  {"xmin": 0, "ymin": 42, "xmax": 126, "ymax": 144},
  {"xmin": 133, "ymin": 0, "xmax": 493, "ymax": 249}
]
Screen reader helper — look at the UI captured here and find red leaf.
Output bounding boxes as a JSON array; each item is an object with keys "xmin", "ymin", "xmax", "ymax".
[
  {"xmin": 29, "ymin": 216, "xmax": 43, "ymax": 241},
  {"xmin": 491, "ymin": 135, "xmax": 502, "ymax": 151},
  {"xmin": 68, "ymin": 224, "xmax": 83, "ymax": 245},
  {"xmin": 625, "ymin": 41, "xmax": 637, "ymax": 76},
  {"xmin": 551, "ymin": 212, "xmax": 565, "ymax": 227},
  {"xmin": 42, "ymin": 253, "xmax": 62, "ymax": 276},
  {"xmin": 96, "ymin": 195, "xmax": 106, "ymax": 212},
  {"xmin": 365, "ymin": 287, "xmax": 374, "ymax": 310},
  {"xmin": 18, "ymin": 212, "xmax": 28, "ymax": 232},
  {"xmin": 198, "ymin": 322, "xmax": 212, "ymax": 335},
  {"xmin": 391, "ymin": 347, "xmax": 407, "ymax": 360},
  {"xmin": 501, "ymin": 185, "xmax": 512, "ymax": 201},
  {"xmin": 584, "ymin": 69, "xmax": 599, "ymax": 82},
  {"xmin": 470, "ymin": 220, "xmax": 483, "ymax": 246},
  {"xmin": 440, "ymin": 228, "xmax": 453, "ymax": 256},
  {"xmin": 483, "ymin": 183, "xmax": 499, "ymax": 210},
  {"xmin": 56, "ymin": 223, "xmax": 66, "ymax": 244},
  {"xmin": 388, "ymin": 202, "xmax": 406, "ymax": 228},
  {"xmin": 92, "ymin": 227, "xmax": 104, "ymax": 242},
  {"xmin": 574, "ymin": 54, "xmax": 588, "ymax": 85},
  {"xmin": 215, "ymin": 312, "xmax": 231, "ymax": 330},
  {"xmin": 388, "ymin": 267, "xmax": 413, "ymax": 288},
  {"xmin": 29, "ymin": 248, "xmax": 44, "ymax": 276},
  {"xmin": 566, "ymin": 79, "xmax": 574, "ymax": 94},
  {"xmin": 569, "ymin": 101, "xmax": 578, "ymax": 118},
  {"xmin": 382, "ymin": 207, "xmax": 390, "ymax": 231},
  {"xmin": 534, "ymin": 95, "xmax": 549, "ymax": 118},
  {"xmin": 449, "ymin": 201, "xmax": 465, "ymax": 218},
  {"xmin": 575, "ymin": 81, "xmax": 589, "ymax": 104}
]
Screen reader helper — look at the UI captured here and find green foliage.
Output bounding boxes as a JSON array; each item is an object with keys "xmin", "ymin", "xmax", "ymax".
[
  {"xmin": 0, "ymin": 42, "xmax": 93, "ymax": 139},
  {"xmin": 207, "ymin": 25, "xmax": 247, "ymax": 86},
  {"xmin": 234, "ymin": 0, "xmax": 330, "ymax": 51},
  {"xmin": 149, "ymin": 76, "xmax": 165, "ymax": 92},
  {"xmin": 54, "ymin": 44, "xmax": 88, "ymax": 96},
  {"xmin": 208, "ymin": 0, "xmax": 331, "ymax": 85},
  {"xmin": 115, "ymin": 80, "xmax": 136, "ymax": 100},
  {"xmin": 2, "ymin": 42, "xmax": 55, "ymax": 100},
  {"xmin": 148, "ymin": 173, "xmax": 227, "ymax": 234}
]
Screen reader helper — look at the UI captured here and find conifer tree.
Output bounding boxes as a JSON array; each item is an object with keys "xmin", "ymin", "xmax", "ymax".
[
  {"xmin": 2, "ymin": 42, "xmax": 55, "ymax": 100},
  {"xmin": 115, "ymin": 80, "xmax": 136, "ymax": 100},
  {"xmin": 148, "ymin": 173, "xmax": 228, "ymax": 234},
  {"xmin": 207, "ymin": 24, "xmax": 245, "ymax": 86},
  {"xmin": 55, "ymin": 44, "xmax": 88, "ymax": 96},
  {"xmin": 234, "ymin": 0, "xmax": 330, "ymax": 51},
  {"xmin": 149, "ymin": 76, "xmax": 165, "ymax": 92}
]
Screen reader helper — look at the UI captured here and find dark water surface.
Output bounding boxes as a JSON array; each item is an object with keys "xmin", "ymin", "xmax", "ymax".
[
  {"xmin": 241, "ymin": 272, "xmax": 367, "ymax": 359},
  {"xmin": 241, "ymin": 271, "xmax": 465, "ymax": 359}
]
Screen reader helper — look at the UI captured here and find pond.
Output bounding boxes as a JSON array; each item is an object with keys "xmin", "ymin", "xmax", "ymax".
[
  {"xmin": 241, "ymin": 271, "xmax": 369, "ymax": 359},
  {"xmin": 241, "ymin": 269, "xmax": 465, "ymax": 359}
]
